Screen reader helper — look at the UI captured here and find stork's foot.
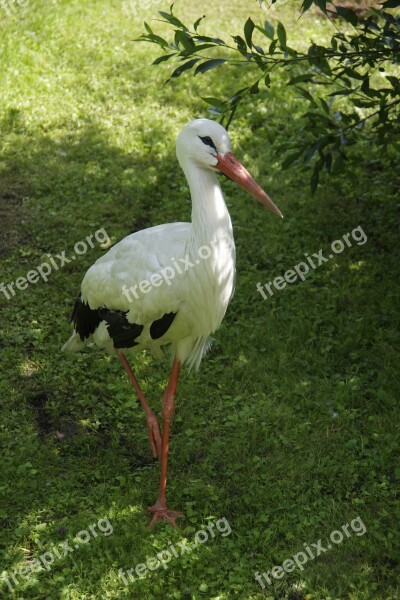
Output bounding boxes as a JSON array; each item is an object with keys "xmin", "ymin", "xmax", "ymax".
[
  {"xmin": 145, "ymin": 412, "xmax": 162, "ymax": 459},
  {"xmin": 147, "ymin": 500, "xmax": 184, "ymax": 528}
]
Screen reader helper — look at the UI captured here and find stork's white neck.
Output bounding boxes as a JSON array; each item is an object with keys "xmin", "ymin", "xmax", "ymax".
[
  {"xmin": 178, "ymin": 153, "xmax": 236, "ymax": 344},
  {"xmin": 182, "ymin": 161, "xmax": 233, "ymax": 247}
]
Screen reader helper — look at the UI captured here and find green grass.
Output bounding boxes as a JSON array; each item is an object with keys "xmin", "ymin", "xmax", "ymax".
[{"xmin": 0, "ymin": 1, "xmax": 399, "ymax": 599}]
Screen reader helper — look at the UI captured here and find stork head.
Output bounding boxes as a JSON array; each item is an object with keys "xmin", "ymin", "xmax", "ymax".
[{"xmin": 176, "ymin": 118, "xmax": 283, "ymax": 218}]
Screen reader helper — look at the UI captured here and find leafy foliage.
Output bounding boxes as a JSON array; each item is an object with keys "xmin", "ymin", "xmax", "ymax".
[{"xmin": 139, "ymin": 1, "xmax": 400, "ymax": 190}]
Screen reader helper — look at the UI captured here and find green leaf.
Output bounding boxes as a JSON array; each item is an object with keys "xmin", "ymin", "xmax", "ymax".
[
  {"xmin": 352, "ymin": 99, "xmax": 378, "ymax": 108},
  {"xmin": 208, "ymin": 107, "xmax": 224, "ymax": 115},
  {"xmin": 311, "ymin": 164, "xmax": 320, "ymax": 192},
  {"xmin": 307, "ymin": 44, "xmax": 331, "ymax": 74},
  {"xmin": 329, "ymin": 89, "xmax": 354, "ymax": 97},
  {"xmin": 361, "ymin": 77, "xmax": 370, "ymax": 94},
  {"xmin": 314, "ymin": 0, "xmax": 327, "ymax": 13},
  {"xmin": 269, "ymin": 39, "xmax": 278, "ymax": 54},
  {"xmin": 244, "ymin": 17, "xmax": 255, "ymax": 48},
  {"xmin": 233, "ymin": 35, "xmax": 247, "ymax": 55},
  {"xmin": 193, "ymin": 15, "xmax": 205, "ymax": 31},
  {"xmin": 277, "ymin": 22, "xmax": 287, "ymax": 49},
  {"xmin": 202, "ymin": 97, "xmax": 226, "ymax": 110},
  {"xmin": 228, "ymin": 87, "xmax": 250, "ymax": 104},
  {"xmin": 381, "ymin": 0, "xmax": 400, "ymax": 7},
  {"xmin": 335, "ymin": 7, "xmax": 358, "ymax": 26},
  {"xmin": 386, "ymin": 75, "xmax": 400, "ymax": 89},
  {"xmin": 194, "ymin": 59, "xmax": 226, "ymax": 75},
  {"xmin": 325, "ymin": 152, "xmax": 332, "ymax": 173},
  {"xmin": 296, "ymin": 86, "xmax": 317, "ymax": 105},
  {"xmin": 282, "ymin": 150, "xmax": 303, "ymax": 169},
  {"xmin": 264, "ymin": 20, "xmax": 275, "ymax": 40},
  {"xmin": 250, "ymin": 80, "xmax": 259, "ymax": 94},
  {"xmin": 141, "ymin": 33, "xmax": 169, "ymax": 48},
  {"xmin": 319, "ymin": 97, "xmax": 330, "ymax": 114},
  {"xmin": 152, "ymin": 53, "xmax": 176, "ymax": 65},
  {"xmin": 342, "ymin": 67, "xmax": 364, "ymax": 81},
  {"xmin": 195, "ymin": 35, "xmax": 226, "ymax": 45},
  {"xmin": 170, "ymin": 58, "xmax": 200, "ymax": 79},
  {"xmin": 158, "ymin": 10, "xmax": 188, "ymax": 30},
  {"xmin": 304, "ymin": 140, "xmax": 323, "ymax": 162},
  {"xmin": 301, "ymin": 0, "xmax": 314, "ymax": 13},
  {"xmin": 308, "ymin": 43, "xmax": 323, "ymax": 57},
  {"xmin": 174, "ymin": 30, "xmax": 195, "ymax": 52},
  {"xmin": 288, "ymin": 73, "xmax": 314, "ymax": 85},
  {"xmin": 315, "ymin": 57, "xmax": 331, "ymax": 75}
]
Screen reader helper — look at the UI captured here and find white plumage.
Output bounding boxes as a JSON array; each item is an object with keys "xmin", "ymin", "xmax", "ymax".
[
  {"xmin": 63, "ymin": 120, "xmax": 237, "ymax": 369},
  {"xmin": 62, "ymin": 118, "xmax": 282, "ymax": 527}
]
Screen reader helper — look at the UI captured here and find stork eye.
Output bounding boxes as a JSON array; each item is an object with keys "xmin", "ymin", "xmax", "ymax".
[{"xmin": 199, "ymin": 136, "xmax": 217, "ymax": 152}]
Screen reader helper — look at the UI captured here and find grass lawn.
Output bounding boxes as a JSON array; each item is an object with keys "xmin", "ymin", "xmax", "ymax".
[{"xmin": 0, "ymin": 0, "xmax": 399, "ymax": 598}]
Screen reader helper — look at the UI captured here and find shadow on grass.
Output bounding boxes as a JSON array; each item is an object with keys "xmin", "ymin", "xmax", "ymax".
[{"xmin": 0, "ymin": 108, "xmax": 399, "ymax": 599}]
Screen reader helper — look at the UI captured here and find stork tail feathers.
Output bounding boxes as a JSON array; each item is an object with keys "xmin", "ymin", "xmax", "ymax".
[{"xmin": 61, "ymin": 333, "xmax": 87, "ymax": 353}]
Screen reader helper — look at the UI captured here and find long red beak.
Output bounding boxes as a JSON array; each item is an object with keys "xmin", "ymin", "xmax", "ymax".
[{"xmin": 214, "ymin": 152, "xmax": 283, "ymax": 219}]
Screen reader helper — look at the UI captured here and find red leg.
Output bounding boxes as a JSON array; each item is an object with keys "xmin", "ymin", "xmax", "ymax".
[
  {"xmin": 148, "ymin": 356, "xmax": 183, "ymax": 527},
  {"xmin": 117, "ymin": 350, "xmax": 162, "ymax": 460}
]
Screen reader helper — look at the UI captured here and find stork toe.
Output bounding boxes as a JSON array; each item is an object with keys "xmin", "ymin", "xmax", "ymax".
[{"xmin": 147, "ymin": 503, "xmax": 184, "ymax": 528}]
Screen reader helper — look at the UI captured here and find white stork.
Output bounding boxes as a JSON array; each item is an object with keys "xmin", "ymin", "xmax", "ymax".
[{"xmin": 62, "ymin": 118, "xmax": 282, "ymax": 527}]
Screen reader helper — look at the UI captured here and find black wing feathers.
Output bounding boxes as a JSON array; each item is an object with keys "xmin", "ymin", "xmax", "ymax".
[
  {"xmin": 70, "ymin": 297, "xmax": 177, "ymax": 349},
  {"xmin": 150, "ymin": 312, "xmax": 177, "ymax": 340},
  {"xmin": 71, "ymin": 296, "xmax": 101, "ymax": 340},
  {"xmin": 71, "ymin": 296, "xmax": 143, "ymax": 348},
  {"xmin": 98, "ymin": 307, "xmax": 143, "ymax": 349}
]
